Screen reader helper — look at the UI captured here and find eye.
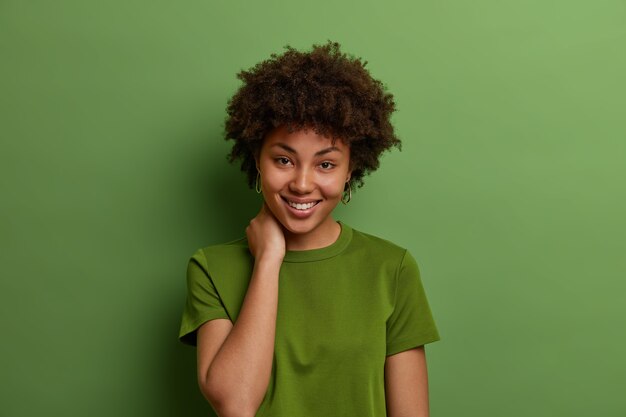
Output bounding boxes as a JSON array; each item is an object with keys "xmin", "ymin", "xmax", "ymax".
[
  {"xmin": 320, "ymin": 161, "xmax": 335, "ymax": 170},
  {"xmin": 275, "ymin": 157, "xmax": 292, "ymax": 166}
]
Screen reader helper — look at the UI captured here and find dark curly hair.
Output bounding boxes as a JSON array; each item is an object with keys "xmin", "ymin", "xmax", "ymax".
[{"xmin": 224, "ymin": 40, "xmax": 401, "ymax": 190}]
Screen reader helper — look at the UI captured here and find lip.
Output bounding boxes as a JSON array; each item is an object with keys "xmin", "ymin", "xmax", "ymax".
[{"xmin": 281, "ymin": 196, "xmax": 321, "ymax": 218}]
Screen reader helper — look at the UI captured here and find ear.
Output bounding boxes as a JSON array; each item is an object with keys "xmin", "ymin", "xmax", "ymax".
[{"xmin": 253, "ymin": 141, "xmax": 265, "ymax": 172}]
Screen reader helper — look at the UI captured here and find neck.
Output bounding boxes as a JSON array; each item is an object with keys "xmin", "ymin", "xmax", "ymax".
[{"xmin": 284, "ymin": 217, "xmax": 341, "ymax": 251}]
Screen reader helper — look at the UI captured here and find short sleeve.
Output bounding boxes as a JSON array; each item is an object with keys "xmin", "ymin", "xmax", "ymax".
[
  {"xmin": 178, "ymin": 248, "xmax": 230, "ymax": 346},
  {"xmin": 386, "ymin": 250, "xmax": 441, "ymax": 356}
]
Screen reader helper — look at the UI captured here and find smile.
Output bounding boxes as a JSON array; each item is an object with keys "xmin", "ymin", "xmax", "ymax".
[{"xmin": 281, "ymin": 197, "xmax": 321, "ymax": 211}]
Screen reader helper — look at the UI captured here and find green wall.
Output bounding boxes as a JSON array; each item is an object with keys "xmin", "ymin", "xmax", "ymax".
[{"xmin": 2, "ymin": 1, "xmax": 625, "ymax": 416}]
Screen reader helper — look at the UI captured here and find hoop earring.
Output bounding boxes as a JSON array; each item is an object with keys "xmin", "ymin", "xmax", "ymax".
[
  {"xmin": 255, "ymin": 171, "xmax": 262, "ymax": 194},
  {"xmin": 341, "ymin": 181, "xmax": 352, "ymax": 205}
]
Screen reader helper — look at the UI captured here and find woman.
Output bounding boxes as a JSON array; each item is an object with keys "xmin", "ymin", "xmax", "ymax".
[{"xmin": 179, "ymin": 40, "xmax": 441, "ymax": 417}]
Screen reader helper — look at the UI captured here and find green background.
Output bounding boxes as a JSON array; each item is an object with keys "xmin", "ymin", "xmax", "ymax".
[{"xmin": 1, "ymin": 0, "xmax": 625, "ymax": 416}]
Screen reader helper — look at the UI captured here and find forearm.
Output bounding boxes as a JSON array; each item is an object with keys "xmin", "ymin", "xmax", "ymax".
[{"xmin": 204, "ymin": 259, "xmax": 281, "ymax": 416}]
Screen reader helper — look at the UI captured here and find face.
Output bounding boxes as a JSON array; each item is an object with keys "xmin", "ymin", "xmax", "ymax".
[{"xmin": 256, "ymin": 125, "xmax": 352, "ymax": 239}]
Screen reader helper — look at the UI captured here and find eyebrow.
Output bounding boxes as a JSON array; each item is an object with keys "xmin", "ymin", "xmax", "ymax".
[{"xmin": 271, "ymin": 142, "xmax": 342, "ymax": 156}]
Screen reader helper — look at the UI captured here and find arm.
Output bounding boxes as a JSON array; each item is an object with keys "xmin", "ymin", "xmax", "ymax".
[
  {"xmin": 384, "ymin": 345, "xmax": 431, "ymax": 417},
  {"xmin": 197, "ymin": 203, "xmax": 285, "ymax": 417},
  {"xmin": 197, "ymin": 259, "xmax": 281, "ymax": 417}
]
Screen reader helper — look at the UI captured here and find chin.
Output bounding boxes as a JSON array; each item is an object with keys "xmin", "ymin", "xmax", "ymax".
[{"xmin": 280, "ymin": 217, "xmax": 319, "ymax": 235}]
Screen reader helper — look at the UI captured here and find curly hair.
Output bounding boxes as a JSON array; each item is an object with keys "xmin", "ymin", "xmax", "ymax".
[{"xmin": 224, "ymin": 40, "xmax": 401, "ymax": 190}]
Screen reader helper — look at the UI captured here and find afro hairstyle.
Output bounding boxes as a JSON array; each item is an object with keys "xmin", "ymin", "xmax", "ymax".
[{"xmin": 224, "ymin": 40, "xmax": 402, "ymax": 190}]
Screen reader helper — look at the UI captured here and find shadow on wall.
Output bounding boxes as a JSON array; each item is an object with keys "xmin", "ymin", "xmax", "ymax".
[
  {"xmin": 160, "ymin": 132, "xmax": 260, "ymax": 416},
  {"xmin": 164, "ymin": 317, "xmax": 216, "ymax": 416}
]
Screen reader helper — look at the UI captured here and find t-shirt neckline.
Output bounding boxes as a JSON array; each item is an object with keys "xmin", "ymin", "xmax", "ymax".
[{"xmin": 282, "ymin": 221, "xmax": 352, "ymax": 263}]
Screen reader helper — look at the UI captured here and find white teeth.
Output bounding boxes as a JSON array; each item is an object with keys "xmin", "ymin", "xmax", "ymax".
[{"xmin": 287, "ymin": 200, "xmax": 318, "ymax": 210}]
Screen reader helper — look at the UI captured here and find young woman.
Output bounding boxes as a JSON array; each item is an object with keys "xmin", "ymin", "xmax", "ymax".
[{"xmin": 179, "ymin": 40, "xmax": 441, "ymax": 417}]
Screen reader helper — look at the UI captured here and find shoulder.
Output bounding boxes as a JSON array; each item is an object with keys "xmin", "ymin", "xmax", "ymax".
[
  {"xmin": 350, "ymin": 226, "xmax": 407, "ymax": 252},
  {"xmin": 187, "ymin": 236, "xmax": 254, "ymax": 289},
  {"xmin": 195, "ymin": 236, "xmax": 248, "ymax": 254},
  {"xmin": 190, "ymin": 236, "xmax": 251, "ymax": 265},
  {"xmin": 347, "ymin": 225, "xmax": 409, "ymax": 265}
]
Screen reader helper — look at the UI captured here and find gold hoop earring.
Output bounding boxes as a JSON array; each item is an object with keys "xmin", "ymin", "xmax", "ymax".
[
  {"xmin": 255, "ymin": 171, "xmax": 262, "ymax": 194},
  {"xmin": 341, "ymin": 181, "xmax": 352, "ymax": 205}
]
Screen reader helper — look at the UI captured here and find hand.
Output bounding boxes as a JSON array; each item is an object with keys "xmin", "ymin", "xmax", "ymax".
[{"xmin": 246, "ymin": 202, "xmax": 286, "ymax": 263}]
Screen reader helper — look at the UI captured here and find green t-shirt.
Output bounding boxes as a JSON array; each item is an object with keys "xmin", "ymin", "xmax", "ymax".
[{"xmin": 179, "ymin": 221, "xmax": 440, "ymax": 416}]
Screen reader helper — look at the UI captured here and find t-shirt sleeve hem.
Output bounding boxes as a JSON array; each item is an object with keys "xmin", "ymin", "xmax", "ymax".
[
  {"xmin": 386, "ymin": 332, "xmax": 441, "ymax": 356},
  {"xmin": 179, "ymin": 312, "xmax": 231, "ymax": 346}
]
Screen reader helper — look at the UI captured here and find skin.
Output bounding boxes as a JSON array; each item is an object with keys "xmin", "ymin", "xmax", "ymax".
[
  {"xmin": 196, "ymin": 125, "xmax": 431, "ymax": 417},
  {"xmin": 385, "ymin": 346, "xmax": 431, "ymax": 417},
  {"xmin": 196, "ymin": 203, "xmax": 281, "ymax": 417},
  {"xmin": 255, "ymin": 124, "xmax": 352, "ymax": 252}
]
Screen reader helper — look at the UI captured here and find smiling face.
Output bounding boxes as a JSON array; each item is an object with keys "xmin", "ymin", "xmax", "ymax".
[{"xmin": 256, "ymin": 125, "xmax": 352, "ymax": 248}]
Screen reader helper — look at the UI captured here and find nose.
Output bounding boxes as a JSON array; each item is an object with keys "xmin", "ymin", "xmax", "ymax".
[{"xmin": 289, "ymin": 167, "xmax": 315, "ymax": 194}]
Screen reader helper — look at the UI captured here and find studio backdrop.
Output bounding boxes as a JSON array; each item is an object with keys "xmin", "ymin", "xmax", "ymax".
[{"xmin": 1, "ymin": 1, "xmax": 625, "ymax": 416}]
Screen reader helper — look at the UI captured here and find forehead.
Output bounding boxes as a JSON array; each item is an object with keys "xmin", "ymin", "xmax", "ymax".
[{"xmin": 262, "ymin": 125, "xmax": 348, "ymax": 152}]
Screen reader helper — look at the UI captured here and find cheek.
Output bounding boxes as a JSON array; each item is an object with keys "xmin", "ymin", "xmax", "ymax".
[
  {"xmin": 320, "ymin": 177, "xmax": 346, "ymax": 198},
  {"xmin": 261, "ymin": 171, "xmax": 291, "ymax": 195}
]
